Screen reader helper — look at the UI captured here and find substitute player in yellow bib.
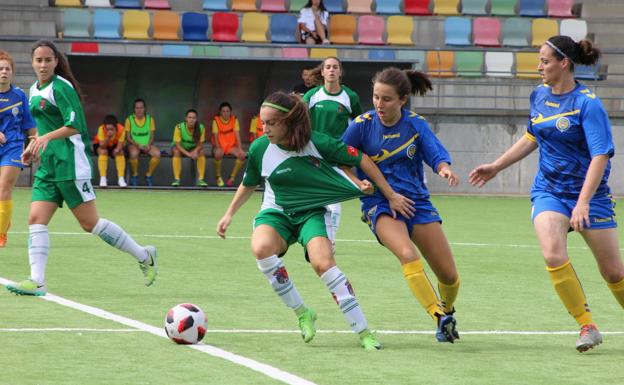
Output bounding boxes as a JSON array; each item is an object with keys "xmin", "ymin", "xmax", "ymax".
[
  {"xmin": 125, "ymin": 98, "xmax": 161, "ymax": 187},
  {"xmin": 171, "ymin": 108, "xmax": 207, "ymax": 187}
]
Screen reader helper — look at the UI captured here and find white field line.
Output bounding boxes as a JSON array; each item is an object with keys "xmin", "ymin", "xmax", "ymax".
[
  {"xmin": 0, "ymin": 277, "xmax": 317, "ymax": 385},
  {"xmin": 0, "ymin": 328, "xmax": 139, "ymax": 332}
]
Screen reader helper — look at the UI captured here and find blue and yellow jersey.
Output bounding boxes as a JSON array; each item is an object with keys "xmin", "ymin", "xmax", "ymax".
[
  {"xmin": 0, "ymin": 85, "xmax": 35, "ymax": 143},
  {"xmin": 342, "ymin": 108, "xmax": 451, "ymax": 200},
  {"xmin": 526, "ymin": 82, "xmax": 613, "ymax": 196}
]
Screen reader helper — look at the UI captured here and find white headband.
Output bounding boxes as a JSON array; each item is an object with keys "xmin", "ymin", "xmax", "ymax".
[{"xmin": 545, "ymin": 40, "xmax": 568, "ymax": 60}]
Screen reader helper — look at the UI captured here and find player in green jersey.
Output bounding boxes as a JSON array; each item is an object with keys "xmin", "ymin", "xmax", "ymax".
[
  {"xmin": 217, "ymin": 91, "xmax": 415, "ymax": 350},
  {"xmin": 5, "ymin": 40, "xmax": 158, "ymax": 297}
]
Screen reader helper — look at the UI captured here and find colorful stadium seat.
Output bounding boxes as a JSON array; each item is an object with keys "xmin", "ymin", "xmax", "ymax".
[
  {"xmin": 502, "ymin": 17, "xmax": 530, "ymax": 46},
  {"xmin": 347, "ymin": 0, "xmax": 373, "ymax": 14},
  {"xmin": 182, "ymin": 12, "xmax": 209, "ymax": 41},
  {"xmin": 55, "ymin": 0, "xmax": 83, "ymax": 6},
  {"xmin": 85, "ymin": 0, "xmax": 111, "ymax": 6},
  {"xmin": 473, "ymin": 17, "xmax": 501, "ymax": 47},
  {"xmin": 375, "ymin": 0, "xmax": 401, "ymax": 14},
  {"xmin": 519, "ymin": 0, "xmax": 545, "ymax": 16},
  {"xmin": 426, "ymin": 50, "xmax": 455, "ymax": 77},
  {"xmin": 310, "ymin": 48, "xmax": 338, "ymax": 58},
  {"xmin": 232, "ymin": 0, "xmax": 258, "ymax": 11},
  {"xmin": 369, "ymin": 50, "xmax": 396, "ymax": 60},
  {"xmin": 162, "ymin": 44, "xmax": 191, "ymax": 56},
  {"xmin": 559, "ymin": 19, "xmax": 587, "ymax": 42},
  {"xmin": 434, "ymin": 0, "xmax": 460, "ymax": 15},
  {"xmin": 289, "ymin": 0, "xmax": 307, "ymax": 12},
  {"xmin": 444, "ymin": 17, "xmax": 471, "ymax": 46},
  {"xmin": 260, "ymin": 0, "xmax": 287, "ymax": 12},
  {"xmin": 397, "ymin": 50, "xmax": 425, "ymax": 69},
  {"xmin": 122, "ymin": 10, "xmax": 150, "ymax": 40},
  {"xmin": 93, "ymin": 9, "xmax": 121, "ymax": 38},
  {"xmin": 531, "ymin": 18, "xmax": 558, "ymax": 46},
  {"xmin": 386, "ymin": 15, "xmax": 414, "ymax": 45},
  {"xmin": 575, "ymin": 63, "xmax": 605, "ymax": 81},
  {"xmin": 460, "ymin": 0, "xmax": 488, "ymax": 15},
  {"xmin": 270, "ymin": 13, "xmax": 298, "ymax": 43},
  {"xmin": 145, "ymin": 0, "xmax": 170, "ymax": 9},
  {"xmin": 71, "ymin": 42, "xmax": 99, "ymax": 53},
  {"xmin": 515, "ymin": 52, "xmax": 540, "ymax": 78},
  {"xmin": 115, "ymin": 0, "xmax": 141, "ymax": 9},
  {"xmin": 358, "ymin": 15, "xmax": 384, "ymax": 45},
  {"xmin": 328, "ymin": 14, "xmax": 356, "ymax": 44},
  {"xmin": 485, "ymin": 51, "xmax": 513, "ymax": 77},
  {"xmin": 547, "ymin": 0, "xmax": 574, "ymax": 18},
  {"xmin": 63, "ymin": 8, "xmax": 91, "ymax": 38},
  {"xmin": 203, "ymin": 0, "xmax": 229, "ymax": 11},
  {"xmin": 153, "ymin": 10, "xmax": 180, "ymax": 40},
  {"xmin": 324, "ymin": 0, "xmax": 346, "ymax": 13},
  {"xmin": 241, "ymin": 12, "xmax": 269, "ymax": 42},
  {"xmin": 490, "ymin": 0, "xmax": 517, "ymax": 15},
  {"xmin": 282, "ymin": 47, "xmax": 308, "ymax": 58},
  {"xmin": 212, "ymin": 12, "xmax": 240, "ymax": 42},
  {"xmin": 456, "ymin": 51, "xmax": 484, "ymax": 77},
  {"xmin": 405, "ymin": 0, "xmax": 432, "ymax": 15}
]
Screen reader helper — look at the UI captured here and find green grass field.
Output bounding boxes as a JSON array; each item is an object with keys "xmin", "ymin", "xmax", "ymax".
[{"xmin": 2, "ymin": 188, "xmax": 624, "ymax": 385}]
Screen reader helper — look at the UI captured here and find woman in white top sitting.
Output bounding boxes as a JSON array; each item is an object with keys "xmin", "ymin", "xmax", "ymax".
[{"xmin": 297, "ymin": 0, "xmax": 330, "ymax": 45}]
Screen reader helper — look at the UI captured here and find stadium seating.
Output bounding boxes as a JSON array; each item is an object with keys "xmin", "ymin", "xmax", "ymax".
[
  {"xmin": 434, "ymin": 0, "xmax": 460, "ymax": 15},
  {"xmin": 502, "ymin": 17, "xmax": 531, "ymax": 46},
  {"xmin": 547, "ymin": 0, "xmax": 574, "ymax": 18},
  {"xmin": 145, "ymin": 0, "xmax": 170, "ymax": 9},
  {"xmin": 490, "ymin": 0, "xmax": 517, "ymax": 16},
  {"xmin": 232, "ymin": 0, "xmax": 258, "ymax": 12},
  {"xmin": 270, "ymin": 13, "xmax": 298, "ymax": 43},
  {"xmin": 93, "ymin": 9, "xmax": 121, "ymax": 39},
  {"xmin": 181, "ymin": 12, "xmax": 209, "ymax": 41},
  {"xmin": 369, "ymin": 49, "xmax": 396, "ymax": 60},
  {"xmin": 162, "ymin": 44, "xmax": 191, "ymax": 56},
  {"xmin": 559, "ymin": 19, "xmax": 587, "ymax": 42},
  {"xmin": 358, "ymin": 15, "xmax": 384, "ymax": 45},
  {"xmin": 375, "ymin": 0, "xmax": 401, "ymax": 14},
  {"xmin": 55, "ymin": 0, "xmax": 82, "ymax": 6},
  {"xmin": 203, "ymin": 0, "xmax": 229, "ymax": 11},
  {"xmin": 241, "ymin": 12, "xmax": 269, "ymax": 42},
  {"xmin": 122, "ymin": 10, "xmax": 150, "ymax": 40},
  {"xmin": 310, "ymin": 48, "xmax": 337, "ymax": 58},
  {"xmin": 289, "ymin": 0, "xmax": 306, "ymax": 12},
  {"xmin": 444, "ymin": 17, "xmax": 471, "ymax": 46},
  {"xmin": 115, "ymin": 0, "xmax": 141, "ymax": 9},
  {"xmin": 485, "ymin": 51, "xmax": 513, "ymax": 77},
  {"xmin": 515, "ymin": 52, "xmax": 540, "ymax": 78},
  {"xmin": 212, "ymin": 12, "xmax": 240, "ymax": 42},
  {"xmin": 328, "ymin": 14, "xmax": 356, "ymax": 44},
  {"xmin": 519, "ymin": 0, "xmax": 545, "ymax": 16},
  {"xmin": 71, "ymin": 42, "xmax": 99, "ymax": 53},
  {"xmin": 473, "ymin": 17, "xmax": 501, "ymax": 46},
  {"xmin": 63, "ymin": 8, "xmax": 91, "ymax": 38},
  {"xmin": 456, "ymin": 51, "xmax": 484, "ymax": 77},
  {"xmin": 347, "ymin": 0, "xmax": 373, "ymax": 14},
  {"xmin": 260, "ymin": 0, "xmax": 287, "ymax": 12},
  {"xmin": 405, "ymin": 0, "xmax": 432, "ymax": 15},
  {"xmin": 575, "ymin": 63, "xmax": 604, "ymax": 81},
  {"xmin": 397, "ymin": 50, "xmax": 425, "ymax": 69},
  {"xmin": 324, "ymin": 0, "xmax": 346, "ymax": 13},
  {"xmin": 460, "ymin": 0, "xmax": 488, "ymax": 15},
  {"xmin": 386, "ymin": 15, "xmax": 414, "ymax": 45},
  {"xmin": 85, "ymin": 0, "xmax": 111, "ymax": 6},
  {"xmin": 153, "ymin": 10, "xmax": 180, "ymax": 40},
  {"xmin": 426, "ymin": 50, "xmax": 455, "ymax": 77},
  {"xmin": 282, "ymin": 47, "xmax": 308, "ymax": 58},
  {"xmin": 531, "ymin": 18, "xmax": 558, "ymax": 46}
]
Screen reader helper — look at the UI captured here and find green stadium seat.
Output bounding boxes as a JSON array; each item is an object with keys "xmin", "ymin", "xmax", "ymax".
[{"xmin": 456, "ymin": 51, "xmax": 484, "ymax": 77}]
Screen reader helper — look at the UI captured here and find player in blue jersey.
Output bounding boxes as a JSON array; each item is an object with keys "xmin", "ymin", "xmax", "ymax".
[
  {"xmin": 342, "ymin": 67, "xmax": 461, "ymax": 343},
  {"xmin": 0, "ymin": 50, "xmax": 37, "ymax": 247},
  {"xmin": 469, "ymin": 36, "xmax": 624, "ymax": 352}
]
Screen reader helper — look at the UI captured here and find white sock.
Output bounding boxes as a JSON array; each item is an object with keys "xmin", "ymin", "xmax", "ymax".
[
  {"xmin": 321, "ymin": 266, "xmax": 368, "ymax": 333},
  {"xmin": 327, "ymin": 203, "xmax": 341, "ymax": 241},
  {"xmin": 257, "ymin": 255, "xmax": 304, "ymax": 310},
  {"xmin": 29, "ymin": 224, "xmax": 50, "ymax": 285},
  {"xmin": 92, "ymin": 219, "xmax": 148, "ymax": 263}
]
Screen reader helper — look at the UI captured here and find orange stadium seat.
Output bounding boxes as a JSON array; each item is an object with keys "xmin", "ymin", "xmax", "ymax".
[
  {"xmin": 232, "ymin": 0, "xmax": 258, "ymax": 12},
  {"xmin": 153, "ymin": 10, "xmax": 180, "ymax": 40},
  {"xmin": 241, "ymin": 12, "xmax": 269, "ymax": 42},
  {"xmin": 122, "ymin": 10, "xmax": 151, "ymax": 40},
  {"xmin": 426, "ymin": 50, "xmax": 455, "ymax": 77},
  {"xmin": 329, "ymin": 14, "xmax": 356, "ymax": 45}
]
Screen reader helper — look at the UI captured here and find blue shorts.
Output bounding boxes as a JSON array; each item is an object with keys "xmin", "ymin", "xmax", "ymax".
[
  {"xmin": 361, "ymin": 196, "xmax": 442, "ymax": 242},
  {"xmin": 0, "ymin": 141, "xmax": 24, "ymax": 168},
  {"xmin": 531, "ymin": 191, "xmax": 617, "ymax": 229}
]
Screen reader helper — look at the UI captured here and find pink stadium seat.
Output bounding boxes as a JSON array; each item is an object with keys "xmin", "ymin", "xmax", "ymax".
[
  {"xmin": 547, "ymin": 0, "xmax": 574, "ymax": 17},
  {"xmin": 260, "ymin": 0, "xmax": 287, "ymax": 12},
  {"xmin": 473, "ymin": 17, "xmax": 501, "ymax": 47},
  {"xmin": 145, "ymin": 0, "xmax": 171, "ymax": 9},
  {"xmin": 212, "ymin": 12, "xmax": 239, "ymax": 42},
  {"xmin": 358, "ymin": 15, "xmax": 384, "ymax": 45},
  {"xmin": 282, "ymin": 47, "xmax": 308, "ymax": 58}
]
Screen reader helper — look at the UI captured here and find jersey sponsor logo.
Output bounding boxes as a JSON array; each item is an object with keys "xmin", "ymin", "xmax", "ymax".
[
  {"xmin": 555, "ymin": 117, "xmax": 570, "ymax": 132},
  {"xmin": 406, "ymin": 143, "xmax": 416, "ymax": 159},
  {"xmin": 593, "ymin": 216, "xmax": 614, "ymax": 223},
  {"xmin": 0, "ymin": 98, "xmax": 8, "ymax": 102},
  {"xmin": 69, "ymin": 110, "xmax": 75, "ymax": 123},
  {"xmin": 545, "ymin": 101, "xmax": 560, "ymax": 108},
  {"xmin": 346, "ymin": 146, "xmax": 359, "ymax": 157},
  {"xmin": 370, "ymin": 134, "xmax": 419, "ymax": 163},
  {"xmin": 530, "ymin": 110, "xmax": 580, "ymax": 125},
  {"xmin": 383, "ymin": 133, "xmax": 401, "ymax": 139},
  {"xmin": 275, "ymin": 167, "xmax": 292, "ymax": 174}
]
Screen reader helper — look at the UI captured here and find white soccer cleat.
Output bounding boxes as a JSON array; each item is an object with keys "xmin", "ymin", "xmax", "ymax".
[
  {"xmin": 118, "ymin": 177, "xmax": 127, "ymax": 187},
  {"xmin": 99, "ymin": 177, "xmax": 107, "ymax": 187}
]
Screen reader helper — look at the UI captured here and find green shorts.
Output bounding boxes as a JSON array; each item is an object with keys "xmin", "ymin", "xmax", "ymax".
[
  {"xmin": 253, "ymin": 208, "xmax": 331, "ymax": 252},
  {"xmin": 32, "ymin": 177, "xmax": 96, "ymax": 209}
]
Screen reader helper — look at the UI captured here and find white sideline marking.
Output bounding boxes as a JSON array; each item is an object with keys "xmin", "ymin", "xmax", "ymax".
[
  {"xmin": 0, "ymin": 277, "xmax": 317, "ymax": 385},
  {"xmin": 0, "ymin": 328, "xmax": 139, "ymax": 332}
]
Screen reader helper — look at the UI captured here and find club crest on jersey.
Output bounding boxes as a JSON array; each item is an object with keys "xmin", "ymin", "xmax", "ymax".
[
  {"xmin": 11, "ymin": 106, "xmax": 19, "ymax": 117},
  {"xmin": 39, "ymin": 99, "xmax": 46, "ymax": 110},
  {"xmin": 346, "ymin": 146, "xmax": 358, "ymax": 157},
  {"xmin": 307, "ymin": 156, "xmax": 321, "ymax": 168},
  {"xmin": 406, "ymin": 143, "xmax": 417, "ymax": 159},
  {"xmin": 556, "ymin": 117, "xmax": 570, "ymax": 132}
]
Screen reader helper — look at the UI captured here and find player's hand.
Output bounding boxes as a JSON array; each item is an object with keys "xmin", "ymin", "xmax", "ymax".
[
  {"xmin": 21, "ymin": 138, "xmax": 39, "ymax": 165},
  {"xmin": 216, "ymin": 215, "xmax": 232, "ymax": 239},
  {"xmin": 438, "ymin": 166, "xmax": 459, "ymax": 187},
  {"xmin": 359, "ymin": 179, "xmax": 374, "ymax": 195},
  {"xmin": 570, "ymin": 202, "xmax": 591, "ymax": 232},
  {"xmin": 468, "ymin": 163, "xmax": 498, "ymax": 188},
  {"xmin": 29, "ymin": 134, "xmax": 51, "ymax": 157},
  {"xmin": 389, "ymin": 192, "xmax": 415, "ymax": 219},
  {"xmin": 0, "ymin": 132, "xmax": 6, "ymax": 144}
]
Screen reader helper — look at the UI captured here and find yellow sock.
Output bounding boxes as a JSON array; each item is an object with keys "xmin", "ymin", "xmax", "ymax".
[
  {"xmin": 214, "ymin": 159, "xmax": 222, "ymax": 178},
  {"xmin": 172, "ymin": 156, "xmax": 182, "ymax": 180},
  {"xmin": 230, "ymin": 159, "xmax": 245, "ymax": 179},
  {"xmin": 130, "ymin": 158, "xmax": 139, "ymax": 176},
  {"xmin": 0, "ymin": 200, "xmax": 13, "ymax": 235},
  {"xmin": 197, "ymin": 156, "xmax": 206, "ymax": 179},
  {"xmin": 607, "ymin": 277, "xmax": 624, "ymax": 309},
  {"xmin": 115, "ymin": 155, "xmax": 125, "ymax": 178},
  {"xmin": 98, "ymin": 154, "xmax": 108, "ymax": 178},
  {"xmin": 438, "ymin": 276, "xmax": 460, "ymax": 314},
  {"xmin": 146, "ymin": 157, "xmax": 160, "ymax": 177},
  {"xmin": 547, "ymin": 261, "xmax": 593, "ymax": 326},
  {"xmin": 402, "ymin": 259, "xmax": 443, "ymax": 319}
]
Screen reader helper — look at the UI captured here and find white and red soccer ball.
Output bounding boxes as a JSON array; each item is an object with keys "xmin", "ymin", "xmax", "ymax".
[{"xmin": 164, "ymin": 303, "xmax": 207, "ymax": 344}]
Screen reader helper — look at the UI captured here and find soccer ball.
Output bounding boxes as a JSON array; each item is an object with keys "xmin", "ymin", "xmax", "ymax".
[{"xmin": 164, "ymin": 303, "xmax": 208, "ymax": 344}]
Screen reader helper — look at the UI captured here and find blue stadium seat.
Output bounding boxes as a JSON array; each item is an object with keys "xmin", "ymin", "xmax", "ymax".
[
  {"xmin": 368, "ymin": 50, "xmax": 396, "ymax": 60},
  {"xmin": 162, "ymin": 44, "xmax": 191, "ymax": 56},
  {"xmin": 182, "ymin": 12, "xmax": 209, "ymax": 41},
  {"xmin": 324, "ymin": 0, "xmax": 345, "ymax": 13},
  {"xmin": 63, "ymin": 8, "xmax": 91, "ymax": 38},
  {"xmin": 519, "ymin": 0, "xmax": 545, "ymax": 16},
  {"xmin": 115, "ymin": 0, "xmax": 141, "ymax": 8},
  {"xmin": 375, "ymin": 0, "xmax": 401, "ymax": 14},
  {"xmin": 93, "ymin": 9, "xmax": 121, "ymax": 38},
  {"xmin": 203, "ymin": 0, "xmax": 229, "ymax": 11},
  {"xmin": 444, "ymin": 17, "xmax": 471, "ymax": 46},
  {"xmin": 270, "ymin": 13, "xmax": 298, "ymax": 43},
  {"xmin": 575, "ymin": 64, "xmax": 605, "ymax": 81}
]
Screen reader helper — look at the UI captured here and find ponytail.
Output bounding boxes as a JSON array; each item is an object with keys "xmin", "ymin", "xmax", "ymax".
[
  {"xmin": 372, "ymin": 67, "xmax": 432, "ymax": 98},
  {"xmin": 31, "ymin": 40, "xmax": 83, "ymax": 102}
]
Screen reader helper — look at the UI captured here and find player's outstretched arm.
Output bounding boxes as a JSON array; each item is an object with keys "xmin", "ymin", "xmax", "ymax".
[
  {"xmin": 216, "ymin": 184, "xmax": 257, "ymax": 239},
  {"xmin": 469, "ymin": 136, "xmax": 537, "ymax": 188}
]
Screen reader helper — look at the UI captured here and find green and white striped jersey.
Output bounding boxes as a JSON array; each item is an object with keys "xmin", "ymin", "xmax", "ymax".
[{"xmin": 303, "ymin": 85, "xmax": 362, "ymax": 139}]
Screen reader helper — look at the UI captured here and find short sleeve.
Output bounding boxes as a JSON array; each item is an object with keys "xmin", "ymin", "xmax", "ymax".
[
  {"xmin": 118, "ymin": 124, "xmax": 126, "ymax": 143},
  {"xmin": 313, "ymin": 132, "xmax": 362, "ymax": 167},
  {"xmin": 242, "ymin": 141, "xmax": 262, "ymax": 186},
  {"xmin": 212, "ymin": 119, "xmax": 218, "ymax": 134},
  {"xmin": 124, "ymin": 117, "xmax": 131, "ymax": 132},
  {"xmin": 341, "ymin": 117, "xmax": 363, "ymax": 150},
  {"xmin": 581, "ymin": 97, "xmax": 614, "ymax": 158},
  {"xmin": 199, "ymin": 123, "xmax": 206, "ymax": 142},
  {"xmin": 418, "ymin": 121, "xmax": 452, "ymax": 172},
  {"xmin": 53, "ymin": 84, "xmax": 85, "ymax": 133},
  {"xmin": 234, "ymin": 117, "xmax": 240, "ymax": 132},
  {"xmin": 149, "ymin": 116, "xmax": 156, "ymax": 131},
  {"xmin": 20, "ymin": 90, "xmax": 36, "ymax": 131},
  {"xmin": 172, "ymin": 125, "xmax": 181, "ymax": 143},
  {"xmin": 96, "ymin": 125, "xmax": 106, "ymax": 142}
]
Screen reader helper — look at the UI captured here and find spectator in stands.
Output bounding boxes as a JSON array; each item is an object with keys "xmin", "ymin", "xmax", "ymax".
[
  {"xmin": 212, "ymin": 102, "xmax": 246, "ymax": 187},
  {"xmin": 216, "ymin": 91, "xmax": 413, "ymax": 350},
  {"xmin": 0, "ymin": 50, "xmax": 37, "ymax": 247},
  {"xmin": 6, "ymin": 40, "xmax": 157, "ymax": 297},
  {"xmin": 469, "ymin": 36, "xmax": 623, "ymax": 353},
  {"xmin": 303, "ymin": 56, "xmax": 362, "ymax": 244},
  {"xmin": 297, "ymin": 0, "xmax": 330, "ymax": 45},
  {"xmin": 171, "ymin": 108, "xmax": 208, "ymax": 187},
  {"xmin": 292, "ymin": 66, "xmax": 317, "ymax": 97},
  {"xmin": 248, "ymin": 107, "xmax": 264, "ymax": 144},
  {"xmin": 125, "ymin": 98, "xmax": 161, "ymax": 187},
  {"xmin": 93, "ymin": 114, "xmax": 127, "ymax": 188},
  {"xmin": 342, "ymin": 67, "xmax": 461, "ymax": 343}
]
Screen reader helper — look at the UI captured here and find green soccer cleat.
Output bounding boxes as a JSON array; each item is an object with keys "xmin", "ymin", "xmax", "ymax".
[
  {"xmin": 196, "ymin": 179, "xmax": 208, "ymax": 187},
  {"xmin": 171, "ymin": 179, "xmax": 181, "ymax": 187},
  {"xmin": 6, "ymin": 279, "xmax": 47, "ymax": 296},
  {"xmin": 216, "ymin": 177, "xmax": 225, "ymax": 187},
  {"xmin": 576, "ymin": 324, "xmax": 602, "ymax": 353},
  {"xmin": 139, "ymin": 246, "xmax": 158, "ymax": 286},
  {"xmin": 297, "ymin": 307, "xmax": 317, "ymax": 343},
  {"xmin": 359, "ymin": 330, "xmax": 382, "ymax": 350}
]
